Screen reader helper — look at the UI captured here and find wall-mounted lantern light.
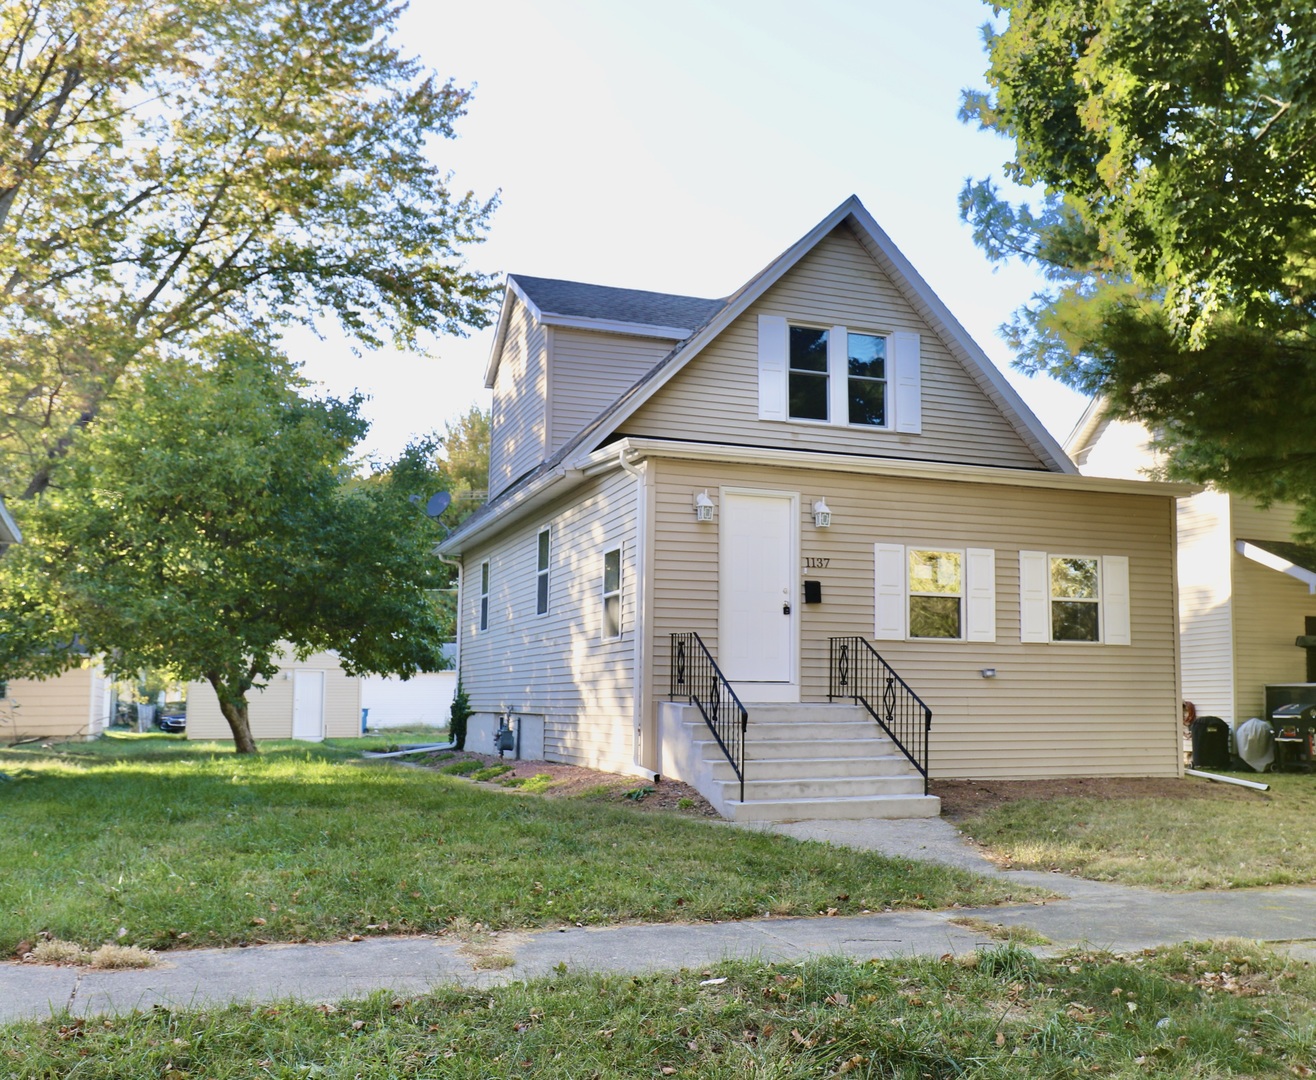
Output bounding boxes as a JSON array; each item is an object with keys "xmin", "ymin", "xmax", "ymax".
[
  {"xmin": 812, "ymin": 498, "xmax": 832, "ymax": 528},
  {"xmin": 694, "ymin": 490, "xmax": 715, "ymax": 522}
]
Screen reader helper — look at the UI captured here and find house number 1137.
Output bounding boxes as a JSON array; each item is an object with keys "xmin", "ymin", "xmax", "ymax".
[{"xmin": 804, "ymin": 557, "xmax": 830, "ymax": 569}]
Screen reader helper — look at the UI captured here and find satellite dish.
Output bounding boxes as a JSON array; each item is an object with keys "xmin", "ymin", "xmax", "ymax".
[{"xmin": 425, "ymin": 492, "xmax": 452, "ymax": 518}]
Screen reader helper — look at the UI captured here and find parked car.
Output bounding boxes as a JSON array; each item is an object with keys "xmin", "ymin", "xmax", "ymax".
[{"xmin": 157, "ymin": 706, "xmax": 186, "ymax": 734}]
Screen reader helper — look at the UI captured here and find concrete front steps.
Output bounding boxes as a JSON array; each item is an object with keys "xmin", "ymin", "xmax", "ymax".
[{"xmin": 657, "ymin": 702, "xmax": 941, "ymax": 822}]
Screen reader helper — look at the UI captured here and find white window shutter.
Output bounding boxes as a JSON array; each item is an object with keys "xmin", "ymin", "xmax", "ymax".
[
  {"xmin": 1019, "ymin": 550, "xmax": 1049, "ymax": 643},
  {"xmin": 965, "ymin": 547, "xmax": 996, "ymax": 643},
  {"xmin": 892, "ymin": 331, "xmax": 921, "ymax": 433},
  {"xmin": 828, "ymin": 325, "xmax": 848, "ymax": 425},
  {"xmin": 757, "ymin": 315, "xmax": 788, "ymax": 420},
  {"xmin": 1102, "ymin": 555, "xmax": 1131, "ymax": 645},
  {"xmin": 874, "ymin": 543, "xmax": 906, "ymax": 640}
]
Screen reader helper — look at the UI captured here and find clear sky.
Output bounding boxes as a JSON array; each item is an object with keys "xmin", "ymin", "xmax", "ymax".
[{"xmin": 290, "ymin": 0, "xmax": 1088, "ymax": 463}]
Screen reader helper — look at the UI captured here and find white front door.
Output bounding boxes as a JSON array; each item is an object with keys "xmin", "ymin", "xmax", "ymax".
[
  {"xmin": 719, "ymin": 490, "xmax": 797, "ymax": 699},
  {"xmin": 292, "ymin": 670, "xmax": 325, "ymax": 741}
]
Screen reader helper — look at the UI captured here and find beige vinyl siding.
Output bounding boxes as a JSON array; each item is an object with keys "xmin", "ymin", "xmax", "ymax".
[
  {"xmin": 1176, "ymin": 490, "xmax": 1236, "ymax": 721},
  {"xmin": 459, "ymin": 469, "xmax": 638, "ymax": 771},
  {"xmin": 648, "ymin": 458, "xmax": 1180, "ymax": 779},
  {"xmin": 625, "ymin": 224, "xmax": 1046, "ymax": 469},
  {"xmin": 548, "ymin": 327, "xmax": 672, "ymax": 452},
  {"xmin": 489, "ymin": 296, "xmax": 548, "ymax": 498},
  {"xmin": 0, "ymin": 664, "xmax": 109, "ymax": 742},
  {"xmin": 1229, "ymin": 497, "xmax": 1313, "ymax": 721},
  {"xmin": 186, "ymin": 652, "xmax": 362, "ymax": 741}
]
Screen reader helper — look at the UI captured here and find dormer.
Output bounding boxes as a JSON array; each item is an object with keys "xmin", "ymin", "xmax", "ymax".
[{"xmin": 483, "ymin": 276, "xmax": 724, "ymax": 498}]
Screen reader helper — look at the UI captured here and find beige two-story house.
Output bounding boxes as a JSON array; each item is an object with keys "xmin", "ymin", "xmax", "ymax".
[{"xmin": 439, "ymin": 197, "xmax": 1192, "ymax": 820}]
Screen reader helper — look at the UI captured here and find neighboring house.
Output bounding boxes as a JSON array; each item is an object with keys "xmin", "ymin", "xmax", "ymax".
[
  {"xmin": 187, "ymin": 649, "xmax": 456, "ymax": 741},
  {"xmin": 1069, "ymin": 397, "xmax": 1316, "ymax": 728},
  {"xmin": 186, "ymin": 651, "xmax": 362, "ymax": 742},
  {"xmin": 0, "ymin": 662, "xmax": 114, "ymax": 745},
  {"xmin": 438, "ymin": 196, "xmax": 1192, "ymax": 820},
  {"xmin": 361, "ymin": 645, "xmax": 458, "ymax": 730}
]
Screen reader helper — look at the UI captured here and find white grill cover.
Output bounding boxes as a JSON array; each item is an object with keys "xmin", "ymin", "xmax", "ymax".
[{"xmin": 1234, "ymin": 717, "xmax": 1275, "ymax": 773}]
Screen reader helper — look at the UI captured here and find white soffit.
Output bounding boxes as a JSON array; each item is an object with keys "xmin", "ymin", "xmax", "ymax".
[{"xmin": 1236, "ymin": 539, "xmax": 1316, "ymax": 593}]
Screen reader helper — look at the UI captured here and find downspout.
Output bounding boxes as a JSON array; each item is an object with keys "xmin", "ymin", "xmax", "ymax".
[{"xmin": 618, "ymin": 446, "xmax": 655, "ymax": 777}]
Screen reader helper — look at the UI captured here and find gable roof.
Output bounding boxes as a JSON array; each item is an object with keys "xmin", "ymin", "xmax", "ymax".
[{"xmin": 531, "ymin": 195, "xmax": 1076, "ymax": 475}]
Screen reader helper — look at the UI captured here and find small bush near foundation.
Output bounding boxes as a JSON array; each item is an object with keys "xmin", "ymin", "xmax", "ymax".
[
  {"xmin": 470, "ymin": 764, "xmax": 513, "ymax": 782},
  {"xmin": 438, "ymin": 759, "xmax": 481, "ymax": 776}
]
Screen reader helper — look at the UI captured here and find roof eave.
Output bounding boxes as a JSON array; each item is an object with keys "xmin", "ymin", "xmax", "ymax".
[{"xmin": 595, "ymin": 436, "xmax": 1199, "ymax": 498}]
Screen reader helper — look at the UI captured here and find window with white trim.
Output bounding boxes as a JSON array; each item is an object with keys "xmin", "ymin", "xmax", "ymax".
[
  {"xmin": 759, "ymin": 315, "xmax": 921, "ymax": 433},
  {"xmin": 479, "ymin": 560, "xmax": 490, "ymax": 631},
  {"xmin": 1019, "ymin": 551, "xmax": 1130, "ymax": 645},
  {"xmin": 908, "ymin": 549, "xmax": 962, "ymax": 639},
  {"xmin": 874, "ymin": 544, "xmax": 996, "ymax": 642},
  {"xmin": 601, "ymin": 547, "xmax": 622, "ymax": 640},
  {"xmin": 535, "ymin": 528, "xmax": 550, "ymax": 616}
]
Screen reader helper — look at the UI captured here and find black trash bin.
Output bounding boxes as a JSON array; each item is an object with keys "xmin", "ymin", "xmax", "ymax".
[{"xmin": 1191, "ymin": 715, "xmax": 1231, "ymax": 769}]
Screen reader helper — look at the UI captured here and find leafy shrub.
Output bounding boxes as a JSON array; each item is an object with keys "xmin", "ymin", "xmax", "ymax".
[
  {"xmin": 471, "ymin": 764, "xmax": 513, "ymax": 782},
  {"xmin": 439, "ymin": 759, "xmax": 481, "ymax": 776},
  {"xmin": 449, "ymin": 681, "xmax": 471, "ymax": 750}
]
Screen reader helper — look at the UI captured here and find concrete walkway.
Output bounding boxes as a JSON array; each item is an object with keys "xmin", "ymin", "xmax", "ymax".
[{"xmin": 5, "ymin": 818, "xmax": 1315, "ymax": 1024}]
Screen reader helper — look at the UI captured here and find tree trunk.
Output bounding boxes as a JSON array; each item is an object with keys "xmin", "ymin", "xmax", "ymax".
[{"xmin": 213, "ymin": 685, "xmax": 258, "ymax": 754}]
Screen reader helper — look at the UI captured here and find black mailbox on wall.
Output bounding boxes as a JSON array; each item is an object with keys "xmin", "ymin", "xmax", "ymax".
[{"xmin": 803, "ymin": 580, "xmax": 822, "ymax": 604}]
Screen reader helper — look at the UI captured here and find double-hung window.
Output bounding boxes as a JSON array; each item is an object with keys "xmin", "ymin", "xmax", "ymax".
[
  {"xmin": 1019, "ymin": 551, "xmax": 1130, "ymax": 645},
  {"xmin": 788, "ymin": 326, "xmax": 830, "ymax": 420},
  {"xmin": 874, "ymin": 544, "xmax": 995, "ymax": 642},
  {"xmin": 602, "ymin": 547, "xmax": 622, "ymax": 640},
  {"xmin": 908, "ymin": 549, "xmax": 963, "ymax": 639},
  {"xmin": 759, "ymin": 315, "xmax": 921, "ymax": 433},
  {"xmin": 478, "ymin": 560, "xmax": 490, "ymax": 632},
  {"xmin": 536, "ymin": 528, "xmax": 550, "ymax": 615}
]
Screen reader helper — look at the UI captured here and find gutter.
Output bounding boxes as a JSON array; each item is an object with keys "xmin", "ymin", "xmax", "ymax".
[{"xmin": 599, "ymin": 437, "xmax": 1200, "ymax": 499}]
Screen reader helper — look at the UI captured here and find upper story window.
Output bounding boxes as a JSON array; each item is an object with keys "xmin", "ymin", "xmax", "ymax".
[
  {"xmin": 788, "ymin": 326, "xmax": 829, "ymax": 420},
  {"xmin": 759, "ymin": 315, "xmax": 920, "ymax": 434},
  {"xmin": 846, "ymin": 332, "xmax": 886, "ymax": 426},
  {"xmin": 536, "ymin": 528, "xmax": 551, "ymax": 615}
]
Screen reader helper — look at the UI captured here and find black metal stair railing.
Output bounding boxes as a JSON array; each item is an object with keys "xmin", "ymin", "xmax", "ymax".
[
  {"xmin": 669, "ymin": 632, "xmax": 748, "ymax": 802},
  {"xmin": 828, "ymin": 636, "xmax": 931, "ymax": 795}
]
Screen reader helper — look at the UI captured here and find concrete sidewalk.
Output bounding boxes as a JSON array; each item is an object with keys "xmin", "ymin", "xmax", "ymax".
[{"xmin": 4, "ymin": 819, "xmax": 1315, "ymax": 1023}]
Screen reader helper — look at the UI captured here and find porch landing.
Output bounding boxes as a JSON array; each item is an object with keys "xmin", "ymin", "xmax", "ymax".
[{"xmin": 657, "ymin": 702, "xmax": 941, "ymax": 822}]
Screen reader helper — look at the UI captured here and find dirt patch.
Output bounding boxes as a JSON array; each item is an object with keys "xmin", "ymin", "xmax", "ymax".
[
  {"xmin": 933, "ymin": 774, "xmax": 1264, "ymax": 822},
  {"xmin": 414, "ymin": 751, "xmax": 721, "ymax": 817}
]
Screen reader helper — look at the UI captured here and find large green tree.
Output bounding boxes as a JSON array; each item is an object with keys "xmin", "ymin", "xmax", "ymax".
[
  {"xmin": 0, "ymin": 338, "xmax": 450, "ymax": 753},
  {"xmin": 0, "ymin": 0, "xmax": 496, "ymax": 499},
  {"xmin": 961, "ymin": 1, "xmax": 1316, "ymax": 530}
]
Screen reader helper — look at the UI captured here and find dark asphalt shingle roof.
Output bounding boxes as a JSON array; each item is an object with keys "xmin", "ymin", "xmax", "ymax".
[{"xmin": 510, "ymin": 274, "xmax": 727, "ymax": 331}]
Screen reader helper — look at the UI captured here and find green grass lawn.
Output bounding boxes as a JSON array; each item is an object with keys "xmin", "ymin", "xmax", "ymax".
[
  {"xmin": 6, "ymin": 942, "xmax": 1314, "ymax": 1078},
  {"xmin": 960, "ymin": 773, "xmax": 1316, "ymax": 890},
  {"xmin": 0, "ymin": 735, "xmax": 1031, "ymax": 956}
]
